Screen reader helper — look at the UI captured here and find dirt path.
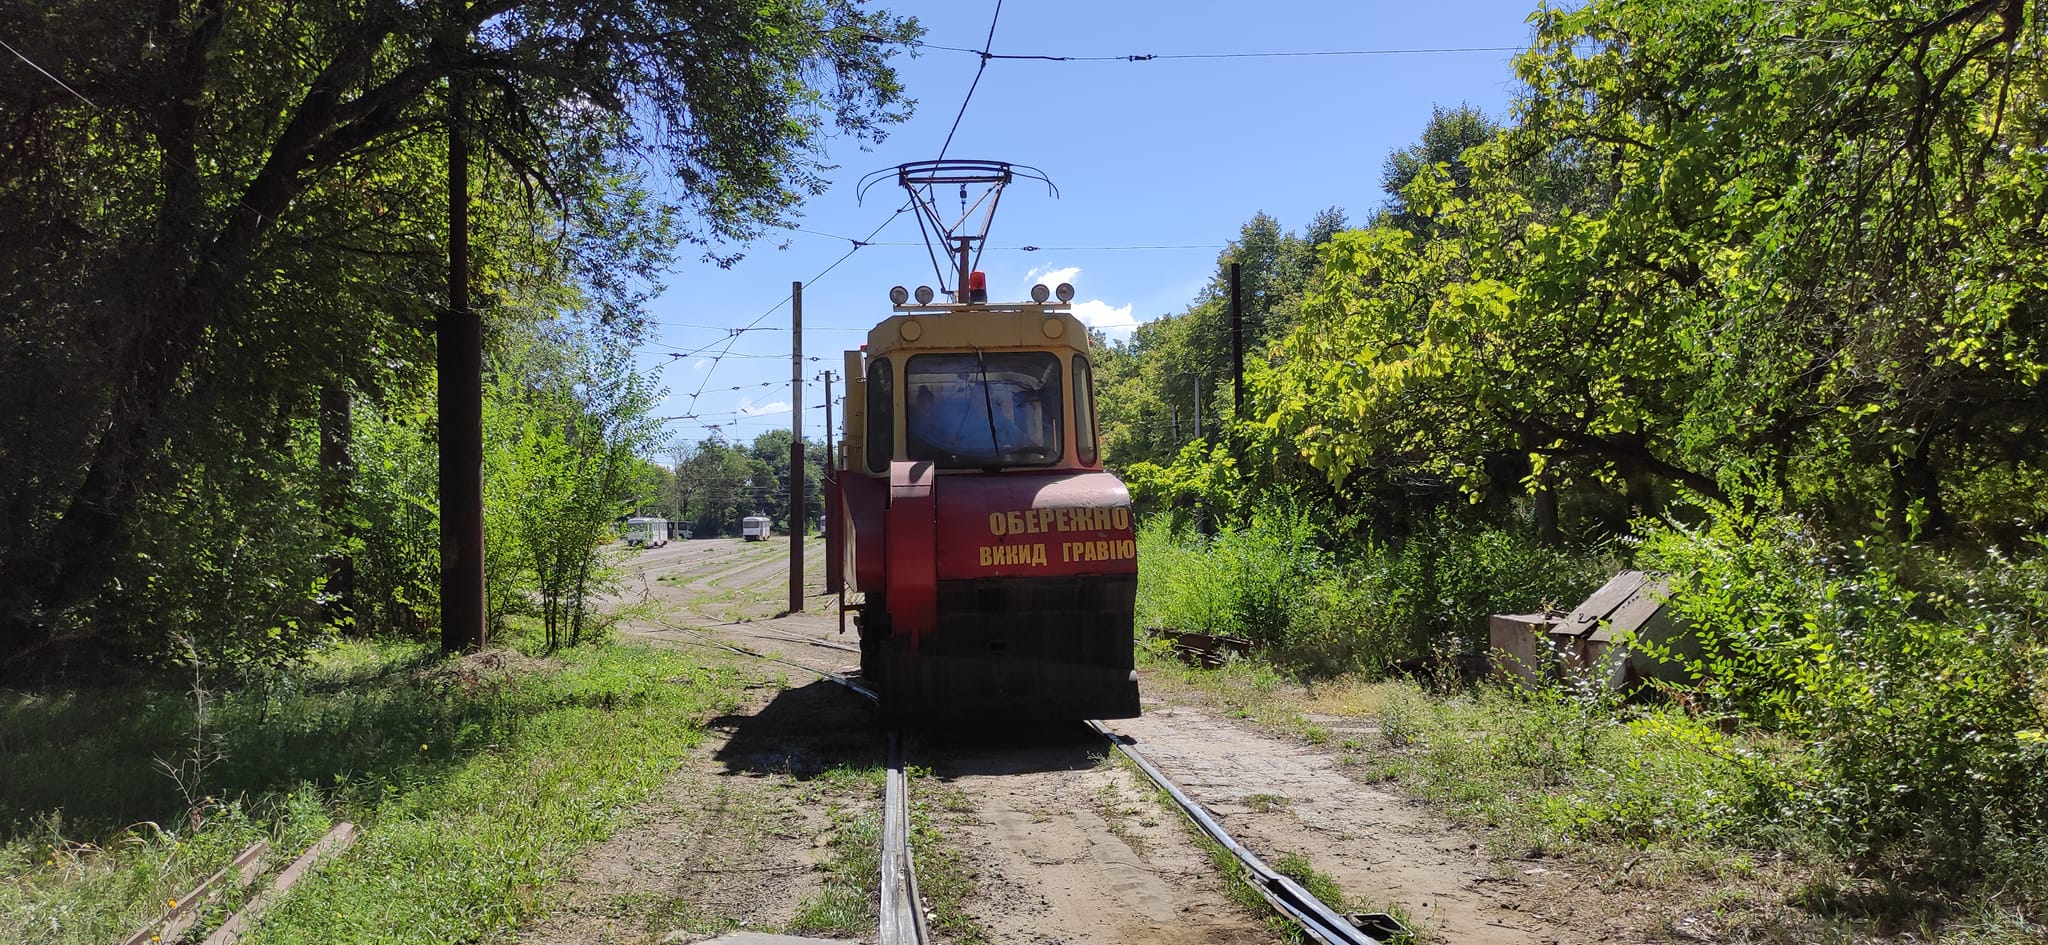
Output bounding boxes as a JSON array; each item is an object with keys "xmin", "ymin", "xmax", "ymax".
[
  {"xmin": 520, "ymin": 677, "xmax": 878, "ymax": 945},
  {"xmin": 1110, "ymin": 706, "xmax": 1612, "ymax": 944},
  {"xmin": 916, "ymin": 726, "xmax": 1274, "ymax": 945},
  {"xmin": 547, "ymin": 538, "xmax": 1624, "ymax": 944}
]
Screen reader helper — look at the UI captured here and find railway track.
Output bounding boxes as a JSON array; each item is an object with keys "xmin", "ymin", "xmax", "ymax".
[
  {"xmin": 645, "ymin": 612, "xmax": 1402, "ymax": 944},
  {"xmin": 1090, "ymin": 720, "xmax": 1407, "ymax": 945}
]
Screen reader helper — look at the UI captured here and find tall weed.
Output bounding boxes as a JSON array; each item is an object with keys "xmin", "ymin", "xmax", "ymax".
[
  {"xmin": 1639, "ymin": 509, "xmax": 2048, "ymax": 897},
  {"xmin": 1136, "ymin": 504, "xmax": 1602, "ymax": 675}
]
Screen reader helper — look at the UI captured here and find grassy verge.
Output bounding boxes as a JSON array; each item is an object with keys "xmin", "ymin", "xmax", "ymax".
[
  {"xmin": 0, "ymin": 640, "xmax": 744, "ymax": 945},
  {"xmin": 909, "ymin": 772, "xmax": 987, "ymax": 945},
  {"xmin": 785, "ymin": 766, "xmax": 883, "ymax": 936},
  {"xmin": 783, "ymin": 764, "xmax": 987, "ymax": 944}
]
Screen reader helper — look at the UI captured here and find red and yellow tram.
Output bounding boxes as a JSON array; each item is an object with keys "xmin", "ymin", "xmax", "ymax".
[{"xmin": 825, "ymin": 274, "xmax": 1141, "ymax": 721}]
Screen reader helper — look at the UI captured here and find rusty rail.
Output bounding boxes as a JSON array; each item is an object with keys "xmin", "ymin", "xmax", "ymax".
[
  {"xmin": 1088, "ymin": 721, "xmax": 1403, "ymax": 945},
  {"xmin": 879, "ymin": 731, "xmax": 929, "ymax": 945}
]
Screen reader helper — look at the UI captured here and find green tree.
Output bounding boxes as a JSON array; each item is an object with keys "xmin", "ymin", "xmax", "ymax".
[
  {"xmin": 1094, "ymin": 211, "xmax": 1343, "ymax": 473},
  {"xmin": 1261, "ymin": 0, "xmax": 2048, "ymax": 545},
  {"xmin": 1379, "ymin": 103, "xmax": 1500, "ymax": 230},
  {"xmin": 0, "ymin": 0, "xmax": 920, "ymax": 672},
  {"xmin": 483, "ymin": 328, "xmax": 656, "ymax": 650}
]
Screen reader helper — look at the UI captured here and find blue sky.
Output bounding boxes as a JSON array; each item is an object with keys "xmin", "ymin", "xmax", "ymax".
[{"xmin": 638, "ymin": 0, "xmax": 1541, "ymax": 447}]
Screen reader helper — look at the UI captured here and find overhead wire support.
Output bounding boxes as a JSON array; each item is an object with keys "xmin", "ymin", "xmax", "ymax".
[{"xmin": 857, "ymin": 160, "xmax": 1054, "ymax": 298}]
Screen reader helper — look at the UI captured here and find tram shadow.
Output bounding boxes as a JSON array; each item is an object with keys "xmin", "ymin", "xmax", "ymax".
[
  {"xmin": 708, "ymin": 678, "xmax": 885, "ymax": 779},
  {"xmin": 913, "ymin": 721, "xmax": 1108, "ymax": 780}
]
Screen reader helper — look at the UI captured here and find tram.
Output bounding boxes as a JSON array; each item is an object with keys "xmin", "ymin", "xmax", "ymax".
[{"xmin": 825, "ymin": 161, "xmax": 1141, "ymax": 722}]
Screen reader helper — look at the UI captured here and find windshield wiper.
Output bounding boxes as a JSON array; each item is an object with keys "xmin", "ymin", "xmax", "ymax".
[{"xmin": 975, "ymin": 349, "xmax": 1003, "ymax": 459}]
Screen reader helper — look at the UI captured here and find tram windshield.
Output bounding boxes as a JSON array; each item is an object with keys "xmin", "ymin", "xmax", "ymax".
[{"xmin": 904, "ymin": 351, "xmax": 1062, "ymax": 468}]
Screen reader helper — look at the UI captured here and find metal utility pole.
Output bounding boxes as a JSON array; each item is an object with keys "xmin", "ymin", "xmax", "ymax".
[
  {"xmin": 439, "ymin": 68, "xmax": 485, "ymax": 654},
  {"xmin": 1230, "ymin": 262, "xmax": 1244, "ymax": 415},
  {"xmin": 1173, "ymin": 371, "xmax": 1203, "ymax": 441},
  {"xmin": 820, "ymin": 370, "xmax": 837, "ymax": 463},
  {"xmin": 789, "ymin": 281, "xmax": 805, "ymax": 613}
]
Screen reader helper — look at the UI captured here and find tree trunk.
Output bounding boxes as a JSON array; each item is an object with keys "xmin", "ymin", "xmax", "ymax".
[
  {"xmin": 1887, "ymin": 431, "xmax": 1948, "ymax": 540},
  {"xmin": 1534, "ymin": 469, "xmax": 1561, "ymax": 547},
  {"xmin": 320, "ymin": 384, "xmax": 358, "ymax": 633}
]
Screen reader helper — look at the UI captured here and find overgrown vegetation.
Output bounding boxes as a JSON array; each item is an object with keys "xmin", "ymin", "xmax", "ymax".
[
  {"xmin": 1137, "ymin": 510, "xmax": 1605, "ymax": 675},
  {"xmin": 0, "ymin": 1, "xmax": 920, "ymax": 677},
  {"xmin": 0, "ymin": 641, "xmax": 743, "ymax": 945},
  {"xmin": 1111, "ymin": 1, "xmax": 2048, "ymax": 936}
]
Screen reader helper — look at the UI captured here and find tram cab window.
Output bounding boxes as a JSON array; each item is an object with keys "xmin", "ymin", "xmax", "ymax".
[
  {"xmin": 1073, "ymin": 355, "xmax": 1098, "ymax": 466},
  {"xmin": 904, "ymin": 352, "xmax": 1062, "ymax": 468},
  {"xmin": 866, "ymin": 357, "xmax": 893, "ymax": 473}
]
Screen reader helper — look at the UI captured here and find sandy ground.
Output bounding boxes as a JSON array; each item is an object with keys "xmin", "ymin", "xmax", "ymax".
[{"xmin": 529, "ymin": 538, "xmax": 1631, "ymax": 944}]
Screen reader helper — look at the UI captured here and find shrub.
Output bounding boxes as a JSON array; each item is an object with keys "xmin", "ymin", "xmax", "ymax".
[
  {"xmin": 1136, "ymin": 504, "xmax": 1603, "ymax": 676},
  {"xmin": 1640, "ymin": 508, "xmax": 2048, "ymax": 896},
  {"xmin": 1364, "ymin": 523, "xmax": 1606, "ymax": 657}
]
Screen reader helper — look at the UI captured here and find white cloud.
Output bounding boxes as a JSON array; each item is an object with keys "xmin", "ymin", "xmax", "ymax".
[
  {"xmin": 1018, "ymin": 264, "xmax": 1135, "ymax": 340},
  {"xmin": 737, "ymin": 398, "xmax": 791, "ymax": 417},
  {"xmin": 1071, "ymin": 299, "xmax": 1137, "ymax": 339},
  {"xmin": 690, "ymin": 358, "xmax": 711, "ymax": 372},
  {"xmin": 1023, "ymin": 265, "xmax": 1081, "ymax": 295}
]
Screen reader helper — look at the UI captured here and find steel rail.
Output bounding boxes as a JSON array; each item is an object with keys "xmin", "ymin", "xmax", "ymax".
[
  {"xmin": 647, "ymin": 616, "xmax": 915, "ymax": 944},
  {"xmin": 1088, "ymin": 721, "xmax": 1402, "ymax": 945},
  {"xmin": 879, "ymin": 731, "xmax": 930, "ymax": 945}
]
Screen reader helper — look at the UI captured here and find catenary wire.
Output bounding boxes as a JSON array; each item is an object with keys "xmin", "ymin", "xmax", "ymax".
[
  {"xmin": 911, "ymin": 40, "xmax": 1522, "ymax": 61},
  {"xmin": 935, "ymin": 0, "xmax": 1003, "ymax": 163},
  {"xmin": 669, "ymin": 0, "xmax": 1009, "ymax": 425}
]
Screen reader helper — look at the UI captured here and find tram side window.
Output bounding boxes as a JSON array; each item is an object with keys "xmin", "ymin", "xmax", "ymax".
[
  {"xmin": 904, "ymin": 351, "xmax": 1062, "ymax": 468},
  {"xmin": 866, "ymin": 357, "xmax": 893, "ymax": 472},
  {"xmin": 1073, "ymin": 355, "xmax": 1098, "ymax": 466}
]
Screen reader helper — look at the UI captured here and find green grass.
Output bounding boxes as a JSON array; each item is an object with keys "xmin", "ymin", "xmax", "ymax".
[
  {"xmin": 1368, "ymin": 683, "xmax": 1816, "ymax": 860},
  {"xmin": 785, "ymin": 766, "xmax": 884, "ymax": 937},
  {"xmin": 0, "ymin": 640, "xmax": 745, "ymax": 945},
  {"xmin": 909, "ymin": 775, "xmax": 988, "ymax": 945},
  {"xmin": 782, "ymin": 765, "xmax": 987, "ymax": 944}
]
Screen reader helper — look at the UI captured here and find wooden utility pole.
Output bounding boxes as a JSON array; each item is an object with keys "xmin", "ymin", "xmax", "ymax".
[
  {"xmin": 789, "ymin": 281, "xmax": 805, "ymax": 613},
  {"xmin": 440, "ymin": 68, "xmax": 485, "ymax": 654}
]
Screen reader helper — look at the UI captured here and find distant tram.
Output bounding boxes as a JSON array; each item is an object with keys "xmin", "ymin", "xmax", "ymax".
[
  {"xmin": 624, "ymin": 517, "xmax": 669, "ymax": 548},
  {"xmin": 741, "ymin": 516, "xmax": 772, "ymax": 541}
]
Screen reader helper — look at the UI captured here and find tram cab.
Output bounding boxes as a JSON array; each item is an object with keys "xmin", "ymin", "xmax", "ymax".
[{"xmin": 827, "ymin": 275, "xmax": 1140, "ymax": 722}]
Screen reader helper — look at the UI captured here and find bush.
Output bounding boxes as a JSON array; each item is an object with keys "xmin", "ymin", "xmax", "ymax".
[
  {"xmin": 1362, "ymin": 523, "xmax": 1606, "ymax": 657},
  {"xmin": 1136, "ymin": 504, "xmax": 1603, "ymax": 676},
  {"xmin": 1640, "ymin": 509, "xmax": 2048, "ymax": 896},
  {"xmin": 1134, "ymin": 506, "xmax": 1320, "ymax": 645}
]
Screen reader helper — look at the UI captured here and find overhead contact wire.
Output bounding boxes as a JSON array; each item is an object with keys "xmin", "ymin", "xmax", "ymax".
[{"xmin": 934, "ymin": 0, "xmax": 1004, "ymax": 164}]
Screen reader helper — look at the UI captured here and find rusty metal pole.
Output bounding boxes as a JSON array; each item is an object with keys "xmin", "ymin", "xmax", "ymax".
[
  {"xmin": 956, "ymin": 236, "xmax": 973, "ymax": 301},
  {"xmin": 789, "ymin": 281, "xmax": 805, "ymax": 613},
  {"xmin": 440, "ymin": 67, "xmax": 485, "ymax": 654}
]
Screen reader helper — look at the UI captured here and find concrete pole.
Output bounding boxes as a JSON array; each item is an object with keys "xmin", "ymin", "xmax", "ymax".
[
  {"xmin": 440, "ymin": 68, "xmax": 485, "ymax": 653},
  {"xmin": 789, "ymin": 281, "xmax": 805, "ymax": 613}
]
